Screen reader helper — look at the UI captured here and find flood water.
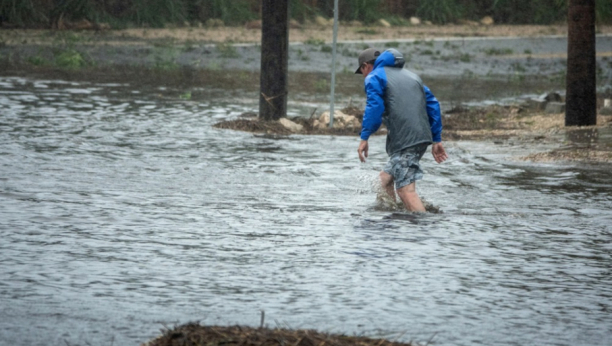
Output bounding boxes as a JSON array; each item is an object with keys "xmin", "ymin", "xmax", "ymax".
[{"xmin": 1, "ymin": 76, "xmax": 611, "ymax": 346}]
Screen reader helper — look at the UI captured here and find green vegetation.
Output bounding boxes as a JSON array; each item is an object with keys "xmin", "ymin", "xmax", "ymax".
[
  {"xmin": 482, "ymin": 48, "xmax": 514, "ymax": 56},
  {"xmin": 152, "ymin": 47, "xmax": 180, "ymax": 70},
  {"xmin": 355, "ymin": 28, "xmax": 379, "ymax": 35},
  {"xmin": 304, "ymin": 38, "xmax": 325, "ymax": 46},
  {"xmin": 549, "ymin": 69, "xmax": 567, "ymax": 84},
  {"xmin": 0, "ymin": 0, "xmax": 610, "ymax": 29},
  {"xmin": 413, "ymin": 39, "xmax": 434, "ymax": 47},
  {"xmin": 183, "ymin": 40, "xmax": 197, "ymax": 52},
  {"xmin": 443, "ymin": 41, "xmax": 460, "ymax": 50},
  {"xmin": 294, "ymin": 48, "xmax": 311, "ymax": 61},
  {"xmin": 216, "ymin": 42, "xmax": 239, "ymax": 58},
  {"xmin": 23, "ymin": 32, "xmax": 93, "ymax": 69},
  {"xmin": 417, "ymin": 0, "xmax": 465, "ymax": 25},
  {"xmin": 314, "ymin": 78, "xmax": 329, "ymax": 93},
  {"xmin": 27, "ymin": 54, "xmax": 49, "ymax": 66},
  {"xmin": 340, "ymin": 47, "xmax": 356, "ymax": 57},
  {"xmin": 459, "ymin": 53, "xmax": 472, "ymax": 63},
  {"xmin": 55, "ymin": 49, "xmax": 88, "ymax": 68},
  {"xmin": 510, "ymin": 62, "xmax": 527, "ymax": 73}
]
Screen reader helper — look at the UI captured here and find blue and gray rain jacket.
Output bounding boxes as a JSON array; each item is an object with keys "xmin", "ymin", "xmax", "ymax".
[{"xmin": 360, "ymin": 49, "xmax": 443, "ymax": 156}]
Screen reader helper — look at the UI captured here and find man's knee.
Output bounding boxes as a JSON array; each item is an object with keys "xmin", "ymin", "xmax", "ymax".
[{"xmin": 397, "ymin": 182, "xmax": 416, "ymax": 194}]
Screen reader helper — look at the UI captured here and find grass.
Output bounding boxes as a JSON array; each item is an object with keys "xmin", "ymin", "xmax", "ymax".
[
  {"xmin": 27, "ymin": 54, "xmax": 49, "ymax": 66},
  {"xmin": 459, "ymin": 53, "xmax": 472, "ymax": 62},
  {"xmin": 183, "ymin": 40, "xmax": 197, "ymax": 52},
  {"xmin": 153, "ymin": 38, "xmax": 177, "ymax": 48},
  {"xmin": 55, "ymin": 49, "xmax": 88, "ymax": 69},
  {"xmin": 304, "ymin": 38, "xmax": 325, "ymax": 45},
  {"xmin": 413, "ymin": 39, "xmax": 434, "ymax": 47},
  {"xmin": 216, "ymin": 42, "xmax": 239, "ymax": 58},
  {"xmin": 340, "ymin": 47, "xmax": 356, "ymax": 57},
  {"xmin": 482, "ymin": 48, "xmax": 514, "ymax": 56},
  {"xmin": 152, "ymin": 47, "xmax": 179, "ymax": 70},
  {"xmin": 443, "ymin": 41, "xmax": 460, "ymax": 50},
  {"xmin": 511, "ymin": 62, "xmax": 527, "ymax": 73},
  {"xmin": 355, "ymin": 28, "xmax": 379, "ymax": 35},
  {"xmin": 51, "ymin": 32, "xmax": 87, "ymax": 46},
  {"xmin": 314, "ymin": 78, "xmax": 329, "ymax": 92}
]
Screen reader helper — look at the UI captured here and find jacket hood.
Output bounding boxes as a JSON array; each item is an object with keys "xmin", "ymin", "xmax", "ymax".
[{"xmin": 373, "ymin": 49, "xmax": 405, "ymax": 69}]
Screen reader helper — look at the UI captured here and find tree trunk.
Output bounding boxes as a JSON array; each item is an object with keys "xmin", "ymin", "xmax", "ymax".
[
  {"xmin": 259, "ymin": 0, "xmax": 289, "ymax": 121},
  {"xmin": 565, "ymin": 0, "xmax": 596, "ymax": 127}
]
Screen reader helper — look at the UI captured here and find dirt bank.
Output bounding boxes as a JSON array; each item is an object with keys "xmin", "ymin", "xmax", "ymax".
[{"xmin": 2, "ymin": 24, "xmax": 611, "ymax": 46}]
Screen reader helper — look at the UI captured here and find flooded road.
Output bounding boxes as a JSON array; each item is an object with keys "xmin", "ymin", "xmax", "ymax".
[{"xmin": 1, "ymin": 76, "xmax": 611, "ymax": 346}]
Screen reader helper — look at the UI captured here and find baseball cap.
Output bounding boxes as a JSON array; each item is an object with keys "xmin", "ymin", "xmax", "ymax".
[{"xmin": 355, "ymin": 48, "xmax": 380, "ymax": 74}]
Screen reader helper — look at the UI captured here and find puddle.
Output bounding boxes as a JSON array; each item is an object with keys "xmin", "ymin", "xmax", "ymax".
[{"xmin": 0, "ymin": 76, "xmax": 611, "ymax": 346}]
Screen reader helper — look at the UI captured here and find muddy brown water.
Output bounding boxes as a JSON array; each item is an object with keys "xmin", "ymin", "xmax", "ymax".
[{"xmin": 0, "ymin": 75, "xmax": 611, "ymax": 346}]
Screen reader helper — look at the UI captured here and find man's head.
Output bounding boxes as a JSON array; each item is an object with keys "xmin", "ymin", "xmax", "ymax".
[{"xmin": 355, "ymin": 48, "xmax": 380, "ymax": 76}]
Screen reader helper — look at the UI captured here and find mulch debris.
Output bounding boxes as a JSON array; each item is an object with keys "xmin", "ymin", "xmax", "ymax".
[
  {"xmin": 213, "ymin": 107, "xmax": 366, "ymax": 137},
  {"xmin": 212, "ymin": 103, "xmax": 612, "ymax": 163},
  {"xmin": 142, "ymin": 324, "xmax": 418, "ymax": 346}
]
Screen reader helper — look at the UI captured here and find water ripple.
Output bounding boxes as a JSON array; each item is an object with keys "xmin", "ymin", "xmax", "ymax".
[{"xmin": 0, "ymin": 77, "xmax": 611, "ymax": 346}]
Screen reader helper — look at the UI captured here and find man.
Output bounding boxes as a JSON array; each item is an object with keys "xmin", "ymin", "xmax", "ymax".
[{"xmin": 356, "ymin": 48, "xmax": 448, "ymax": 212}]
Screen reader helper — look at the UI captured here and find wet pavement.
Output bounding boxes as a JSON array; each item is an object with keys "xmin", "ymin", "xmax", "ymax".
[{"xmin": 1, "ymin": 76, "xmax": 611, "ymax": 346}]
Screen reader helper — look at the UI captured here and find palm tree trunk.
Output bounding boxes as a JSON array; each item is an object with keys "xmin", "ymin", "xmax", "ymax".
[
  {"xmin": 259, "ymin": 0, "xmax": 289, "ymax": 121},
  {"xmin": 566, "ymin": 0, "xmax": 597, "ymax": 126}
]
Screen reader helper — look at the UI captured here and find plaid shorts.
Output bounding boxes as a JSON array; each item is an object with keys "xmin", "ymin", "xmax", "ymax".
[{"xmin": 383, "ymin": 143, "xmax": 429, "ymax": 190}]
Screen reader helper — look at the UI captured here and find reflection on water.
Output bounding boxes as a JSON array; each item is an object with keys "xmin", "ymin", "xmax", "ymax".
[
  {"xmin": 566, "ymin": 128, "xmax": 600, "ymax": 144},
  {"xmin": 0, "ymin": 77, "xmax": 611, "ymax": 346}
]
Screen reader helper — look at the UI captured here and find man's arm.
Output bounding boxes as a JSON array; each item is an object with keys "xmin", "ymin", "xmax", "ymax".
[
  {"xmin": 357, "ymin": 140, "xmax": 369, "ymax": 162},
  {"xmin": 423, "ymin": 85, "xmax": 448, "ymax": 163},
  {"xmin": 423, "ymin": 85, "xmax": 442, "ymax": 143},
  {"xmin": 360, "ymin": 74, "xmax": 386, "ymax": 141},
  {"xmin": 431, "ymin": 142, "xmax": 448, "ymax": 163},
  {"xmin": 358, "ymin": 73, "xmax": 386, "ymax": 162}
]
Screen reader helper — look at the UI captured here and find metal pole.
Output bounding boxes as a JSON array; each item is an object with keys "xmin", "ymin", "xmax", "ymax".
[{"xmin": 328, "ymin": 0, "xmax": 339, "ymax": 128}]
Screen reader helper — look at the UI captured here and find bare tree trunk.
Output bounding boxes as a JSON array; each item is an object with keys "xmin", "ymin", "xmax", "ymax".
[
  {"xmin": 259, "ymin": 0, "xmax": 289, "ymax": 121},
  {"xmin": 566, "ymin": 0, "xmax": 596, "ymax": 126}
]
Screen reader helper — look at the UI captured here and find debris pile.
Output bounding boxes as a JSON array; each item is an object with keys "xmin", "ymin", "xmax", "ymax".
[
  {"xmin": 312, "ymin": 110, "xmax": 361, "ymax": 130},
  {"xmin": 141, "ymin": 324, "xmax": 416, "ymax": 346},
  {"xmin": 213, "ymin": 107, "xmax": 367, "ymax": 136},
  {"xmin": 525, "ymin": 92, "xmax": 565, "ymax": 114}
]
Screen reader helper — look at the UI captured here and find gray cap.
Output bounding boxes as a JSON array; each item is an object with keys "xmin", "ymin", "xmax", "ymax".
[{"xmin": 355, "ymin": 48, "xmax": 380, "ymax": 74}]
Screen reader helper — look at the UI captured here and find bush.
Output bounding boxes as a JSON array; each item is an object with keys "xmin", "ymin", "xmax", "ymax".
[
  {"xmin": 417, "ymin": 0, "xmax": 464, "ymax": 24},
  {"xmin": 55, "ymin": 49, "xmax": 88, "ymax": 69},
  {"xmin": 0, "ymin": 0, "xmax": 610, "ymax": 28}
]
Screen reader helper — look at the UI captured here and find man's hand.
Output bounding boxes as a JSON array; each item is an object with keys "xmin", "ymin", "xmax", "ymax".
[
  {"xmin": 432, "ymin": 142, "xmax": 448, "ymax": 163},
  {"xmin": 358, "ymin": 140, "xmax": 369, "ymax": 162}
]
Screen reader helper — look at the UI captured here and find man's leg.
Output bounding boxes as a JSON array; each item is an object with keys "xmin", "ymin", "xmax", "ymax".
[
  {"xmin": 396, "ymin": 182, "xmax": 426, "ymax": 212},
  {"xmin": 379, "ymin": 171, "xmax": 396, "ymax": 202}
]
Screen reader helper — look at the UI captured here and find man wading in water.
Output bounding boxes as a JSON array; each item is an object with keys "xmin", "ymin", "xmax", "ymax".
[{"xmin": 356, "ymin": 48, "xmax": 448, "ymax": 212}]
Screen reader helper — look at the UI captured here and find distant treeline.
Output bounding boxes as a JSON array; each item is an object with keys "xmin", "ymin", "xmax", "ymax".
[{"xmin": 1, "ymin": 0, "xmax": 611, "ymax": 28}]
